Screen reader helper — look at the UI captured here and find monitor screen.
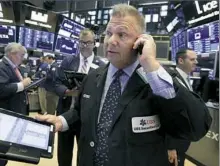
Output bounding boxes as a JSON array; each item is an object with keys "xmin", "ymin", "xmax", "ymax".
[
  {"xmin": 18, "ymin": 27, "xmax": 55, "ymax": 51},
  {"xmin": 171, "ymin": 30, "xmax": 187, "ymax": 62},
  {"xmin": 209, "ymin": 21, "xmax": 219, "ymax": 51},
  {"xmin": 58, "ymin": 17, "xmax": 85, "ymax": 39},
  {"xmin": 0, "ymin": 25, "xmax": 16, "ymax": 45},
  {"xmin": 0, "ymin": 112, "xmax": 50, "ymax": 150},
  {"xmin": 55, "ymin": 35, "xmax": 79, "ymax": 56},
  {"xmin": 197, "ymin": 52, "xmax": 217, "ymax": 69},
  {"xmin": 155, "ymin": 41, "xmax": 169, "ymax": 60},
  {"xmin": 187, "ymin": 21, "xmax": 219, "ymax": 53}
]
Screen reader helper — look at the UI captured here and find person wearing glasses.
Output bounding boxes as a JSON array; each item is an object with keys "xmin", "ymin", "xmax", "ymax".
[{"xmin": 54, "ymin": 28, "xmax": 106, "ymax": 166}]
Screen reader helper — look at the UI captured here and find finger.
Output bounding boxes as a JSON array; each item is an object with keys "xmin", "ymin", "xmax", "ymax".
[
  {"xmin": 133, "ymin": 37, "xmax": 145, "ymax": 49},
  {"xmin": 36, "ymin": 114, "xmax": 54, "ymax": 123},
  {"xmin": 174, "ymin": 157, "xmax": 178, "ymax": 166}
]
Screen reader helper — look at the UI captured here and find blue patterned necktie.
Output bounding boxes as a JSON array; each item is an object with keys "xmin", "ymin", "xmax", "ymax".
[{"xmin": 94, "ymin": 70, "xmax": 124, "ymax": 166}]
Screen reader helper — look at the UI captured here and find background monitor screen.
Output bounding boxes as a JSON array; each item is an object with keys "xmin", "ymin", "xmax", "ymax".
[
  {"xmin": 187, "ymin": 21, "xmax": 219, "ymax": 53},
  {"xmin": 55, "ymin": 35, "xmax": 79, "ymax": 55},
  {"xmin": 155, "ymin": 41, "xmax": 169, "ymax": 60},
  {"xmin": 18, "ymin": 27, "xmax": 55, "ymax": 51},
  {"xmin": 58, "ymin": 17, "xmax": 85, "ymax": 38},
  {"xmin": 197, "ymin": 52, "xmax": 217, "ymax": 69},
  {"xmin": 171, "ymin": 30, "xmax": 187, "ymax": 62},
  {"xmin": 0, "ymin": 25, "xmax": 16, "ymax": 45}
]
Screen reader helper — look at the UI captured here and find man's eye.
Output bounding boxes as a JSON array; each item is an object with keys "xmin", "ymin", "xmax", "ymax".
[
  {"xmin": 105, "ymin": 31, "xmax": 112, "ymax": 36},
  {"xmin": 118, "ymin": 32, "xmax": 127, "ymax": 38}
]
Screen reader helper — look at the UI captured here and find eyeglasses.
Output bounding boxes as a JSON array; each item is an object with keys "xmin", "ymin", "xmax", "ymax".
[{"xmin": 79, "ymin": 41, "xmax": 94, "ymax": 47}]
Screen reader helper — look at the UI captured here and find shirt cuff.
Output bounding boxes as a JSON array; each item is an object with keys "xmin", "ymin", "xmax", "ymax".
[
  {"xmin": 17, "ymin": 82, "xmax": 24, "ymax": 92},
  {"xmin": 58, "ymin": 115, "xmax": 69, "ymax": 131},
  {"xmin": 145, "ymin": 66, "xmax": 176, "ymax": 99},
  {"xmin": 146, "ymin": 66, "xmax": 173, "ymax": 85}
]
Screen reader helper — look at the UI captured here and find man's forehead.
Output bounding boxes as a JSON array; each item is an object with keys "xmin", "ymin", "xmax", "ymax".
[
  {"xmin": 186, "ymin": 50, "xmax": 197, "ymax": 59},
  {"xmin": 107, "ymin": 16, "xmax": 138, "ymax": 32}
]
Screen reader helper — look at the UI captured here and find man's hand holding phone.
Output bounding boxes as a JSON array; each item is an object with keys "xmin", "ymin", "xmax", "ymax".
[{"xmin": 133, "ymin": 34, "xmax": 160, "ymax": 73}]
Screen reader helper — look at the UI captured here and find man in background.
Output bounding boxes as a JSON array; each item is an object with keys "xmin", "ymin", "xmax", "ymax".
[
  {"xmin": 54, "ymin": 28, "xmax": 106, "ymax": 166},
  {"xmin": 0, "ymin": 43, "xmax": 31, "ymax": 166},
  {"xmin": 35, "ymin": 55, "xmax": 48, "ymax": 114},
  {"xmin": 167, "ymin": 48, "xmax": 198, "ymax": 166},
  {"xmin": 43, "ymin": 54, "xmax": 59, "ymax": 115}
]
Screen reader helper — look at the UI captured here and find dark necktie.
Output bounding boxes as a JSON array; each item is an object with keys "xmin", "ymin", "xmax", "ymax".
[{"xmin": 94, "ymin": 70, "xmax": 124, "ymax": 166}]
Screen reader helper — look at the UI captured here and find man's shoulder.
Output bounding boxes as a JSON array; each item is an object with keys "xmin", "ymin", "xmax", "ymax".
[{"xmin": 93, "ymin": 56, "xmax": 108, "ymax": 66}]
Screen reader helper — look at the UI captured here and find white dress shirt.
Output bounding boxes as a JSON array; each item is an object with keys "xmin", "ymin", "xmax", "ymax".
[
  {"xmin": 176, "ymin": 67, "xmax": 192, "ymax": 91},
  {"xmin": 78, "ymin": 53, "xmax": 95, "ymax": 73}
]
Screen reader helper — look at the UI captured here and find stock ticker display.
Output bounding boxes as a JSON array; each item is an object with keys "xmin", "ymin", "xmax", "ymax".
[
  {"xmin": 58, "ymin": 17, "xmax": 85, "ymax": 39},
  {"xmin": 171, "ymin": 30, "xmax": 187, "ymax": 62},
  {"xmin": 187, "ymin": 21, "xmax": 219, "ymax": 53},
  {"xmin": 18, "ymin": 27, "xmax": 55, "ymax": 51},
  {"xmin": 0, "ymin": 25, "xmax": 16, "ymax": 44},
  {"xmin": 54, "ymin": 35, "xmax": 79, "ymax": 55}
]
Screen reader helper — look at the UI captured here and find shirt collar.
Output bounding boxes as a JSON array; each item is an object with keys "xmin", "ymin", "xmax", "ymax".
[
  {"xmin": 176, "ymin": 67, "xmax": 189, "ymax": 80},
  {"xmin": 4, "ymin": 56, "xmax": 17, "ymax": 68},
  {"xmin": 108, "ymin": 60, "xmax": 139, "ymax": 79},
  {"xmin": 80, "ymin": 52, "xmax": 94, "ymax": 64}
]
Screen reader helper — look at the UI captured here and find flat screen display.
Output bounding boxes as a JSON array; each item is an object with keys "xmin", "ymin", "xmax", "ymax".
[
  {"xmin": 0, "ymin": 113, "xmax": 50, "ymax": 150},
  {"xmin": 55, "ymin": 35, "xmax": 79, "ymax": 55},
  {"xmin": 18, "ymin": 27, "xmax": 55, "ymax": 51},
  {"xmin": 171, "ymin": 30, "xmax": 187, "ymax": 62},
  {"xmin": 58, "ymin": 17, "xmax": 85, "ymax": 39},
  {"xmin": 187, "ymin": 21, "xmax": 219, "ymax": 53},
  {"xmin": 0, "ymin": 25, "xmax": 16, "ymax": 44}
]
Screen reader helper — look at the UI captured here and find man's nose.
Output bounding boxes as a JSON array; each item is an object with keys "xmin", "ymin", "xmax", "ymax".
[{"xmin": 108, "ymin": 34, "xmax": 118, "ymax": 46}]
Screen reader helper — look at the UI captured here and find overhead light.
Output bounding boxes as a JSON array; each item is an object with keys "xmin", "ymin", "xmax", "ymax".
[
  {"xmin": 152, "ymin": 14, "xmax": 159, "ymax": 22},
  {"xmin": 75, "ymin": 16, "xmax": 80, "ymax": 22},
  {"xmin": 161, "ymin": 5, "xmax": 168, "ymax": 11},
  {"xmin": 109, "ymin": 9, "xmax": 113, "ymax": 15},
  {"xmin": 139, "ymin": 1, "xmax": 168, "ymax": 6},
  {"xmin": 81, "ymin": 18, "xmax": 85, "ymax": 25},
  {"xmin": 138, "ymin": 7, "xmax": 143, "ymax": 12},
  {"xmin": 160, "ymin": 11, "xmax": 167, "ymax": 16},
  {"xmin": 88, "ymin": 11, "xmax": 96, "ymax": 15},
  {"xmin": 145, "ymin": 14, "xmax": 151, "ymax": 23}
]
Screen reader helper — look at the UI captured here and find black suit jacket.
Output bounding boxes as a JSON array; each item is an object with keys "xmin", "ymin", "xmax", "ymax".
[
  {"xmin": 165, "ymin": 68, "xmax": 192, "ymax": 153},
  {"xmin": 62, "ymin": 64, "xmax": 212, "ymax": 166},
  {"xmin": 0, "ymin": 58, "xmax": 27, "ymax": 115},
  {"xmin": 55, "ymin": 55, "xmax": 106, "ymax": 113}
]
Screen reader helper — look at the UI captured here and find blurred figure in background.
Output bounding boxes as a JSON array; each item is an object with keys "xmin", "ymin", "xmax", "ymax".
[
  {"xmin": 35, "ymin": 55, "xmax": 48, "ymax": 114},
  {"xmin": 166, "ymin": 48, "xmax": 198, "ymax": 166},
  {"xmin": 44, "ymin": 54, "xmax": 59, "ymax": 115},
  {"xmin": 19, "ymin": 58, "xmax": 31, "ymax": 78}
]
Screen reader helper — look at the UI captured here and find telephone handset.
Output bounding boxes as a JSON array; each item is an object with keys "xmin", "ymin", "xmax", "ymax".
[
  {"xmin": 136, "ymin": 44, "xmax": 144, "ymax": 55},
  {"xmin": 133, "ymin": 43, "xmax": 144, "ymax": 56}
]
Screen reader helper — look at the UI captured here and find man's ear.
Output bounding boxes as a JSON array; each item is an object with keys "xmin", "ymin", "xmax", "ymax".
[{"xmin": 178, "ymin": 58, "xmax": 184, "ymax": 65}]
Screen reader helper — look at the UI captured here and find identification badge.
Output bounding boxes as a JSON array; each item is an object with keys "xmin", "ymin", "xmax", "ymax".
[{"xmin": 132, "ymin": 115, "xmax": 160, "ymax": 133}]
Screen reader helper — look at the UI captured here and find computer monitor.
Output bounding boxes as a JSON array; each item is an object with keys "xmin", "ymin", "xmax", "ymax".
[
  {"xmin": 18, "ymin": 27, "xmax": 55, "ymax": 51},
  {"xmin": 54, "ymin": 35, "xmax": 79, "ymax": 56},
  {"xmin": 0, "ymin": 25, "xmax": 16, "ymax": 45},
  {"xmin": 196, "ymin": 52, "xmax": 217, "ymax": 69}
]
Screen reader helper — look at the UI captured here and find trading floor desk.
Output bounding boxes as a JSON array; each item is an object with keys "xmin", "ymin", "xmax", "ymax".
[{"xmin": 186, "ymin": 103, "xmax": 219, "ymax": 166}]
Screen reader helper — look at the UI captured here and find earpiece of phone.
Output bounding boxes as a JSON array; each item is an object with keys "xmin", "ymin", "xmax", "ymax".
[{"xmin": 135, "ymin": 44, "xmax": 144, "ymax": 55}]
